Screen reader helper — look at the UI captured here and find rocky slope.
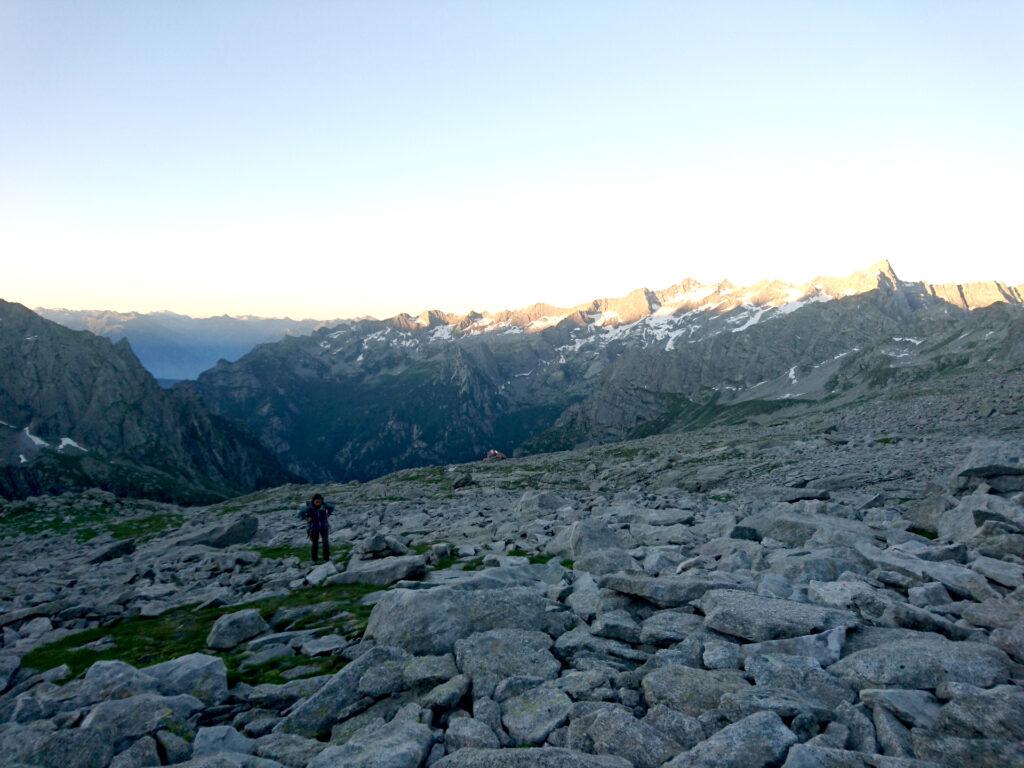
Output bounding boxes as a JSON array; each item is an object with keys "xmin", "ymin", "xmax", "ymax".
[
  {"xmin": 37, "ymin": 309, "xmax": 333, "ymax": 382},
  {"xmin": 0, "ymin": 366, "xmax": 1021, "ymax": 767},
  {"xmin": 0, "ymin": 301, "xmax": 297, "ymax": 503},
  {"xmin": 192, "ymin": 261, "xmax": 1024, "ymax": 482}
]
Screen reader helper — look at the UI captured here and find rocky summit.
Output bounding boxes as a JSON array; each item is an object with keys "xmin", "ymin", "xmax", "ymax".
[{"xmin": 1, "ymin": 362, "xmax": 1022, "ymax": 768}]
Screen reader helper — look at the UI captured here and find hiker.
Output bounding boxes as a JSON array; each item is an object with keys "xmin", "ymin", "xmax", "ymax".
[{"xmin": 298, "ymin": 493, "xmax": 334, "ymax": 562}]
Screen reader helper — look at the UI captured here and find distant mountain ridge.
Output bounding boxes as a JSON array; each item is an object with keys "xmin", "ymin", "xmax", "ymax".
[
  {"xmin": 37, "ymin": 309, "xmax": 334, "ymax": 381},
  {"xmin": 0, "ymin": 301, "xmax": 297, "ymax": 502},
  {"xmin": 190, "ymin": 261, "xmax": 1024, "ymax": 483}
]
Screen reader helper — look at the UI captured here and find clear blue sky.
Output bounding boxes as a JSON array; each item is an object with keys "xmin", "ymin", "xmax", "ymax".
[{"xmin": 2, "ymin": 1, "xmax": 1022, "ymax": 318}]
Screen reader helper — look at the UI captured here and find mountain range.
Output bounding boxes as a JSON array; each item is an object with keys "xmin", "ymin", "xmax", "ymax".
[
  {"xmin": 0, "ymin": 300, "xmax": 297, "ymax": 502},
  {"xmin": 6, "ymin": 261, "xmax": 1022, "ymax": 500},
  {"xmin": 187, "ymin": 261, "xmax": 1024, "ymax": 482}
]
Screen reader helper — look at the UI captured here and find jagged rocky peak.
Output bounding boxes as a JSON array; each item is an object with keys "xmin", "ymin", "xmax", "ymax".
[
  {"xmin": 349, "ymin": 261, "xmax": 1018, "ymax": 342},
  {"xmin": 801, "ymin": 259, "xmax": 898, "ymax": 297}
]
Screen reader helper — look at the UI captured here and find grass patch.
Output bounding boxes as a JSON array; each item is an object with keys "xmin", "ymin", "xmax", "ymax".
[
  {"xmin": 461, "ymin": 557, "xmax": 486, "ymax": 571},
  {"xmin": 254, "ymin": 545, "xmax": 310, "ymax": 562},
  {"xmin": 560, "ymin": 558, "xmax": 574, "ymax": 569},
  {"xmin": 0, "ymin": 505, "xmax": 182, "ymax": 543},
  {"xmin": 509, "ymin": 548, "xmax": 556, "ymax": 565},
  {"xmin": 432, "ymin": 553, "xmax": 461, "ymax": 570},
  {"xmin": 105, "ymin": 513, "xmax": 184, "ymax": 541},
  {"xmin": 20, "ymin": 581, "xmax": 381, "ymax": 685},
  {"xmin": 231, "ymin": 653, "xmax": 347, "ymax": 686},
  {"xmin": 254, "ymin": 543, "xmax": 352, "ymax": 565},
  {"xmin": 408, "ymin": 542, "xmax": 464, "ymax": 570}
]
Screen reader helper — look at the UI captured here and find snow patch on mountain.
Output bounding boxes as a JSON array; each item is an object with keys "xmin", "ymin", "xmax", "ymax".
[
  {"xmin": 24, "ymin": 428, "xmax": 49, "ymax": 447},
  {"xmin": 731, "ymin": 307, "xmax": 767, "ymax": 332}
]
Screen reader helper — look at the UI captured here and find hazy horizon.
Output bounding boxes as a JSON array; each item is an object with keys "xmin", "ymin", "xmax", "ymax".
[
  {"xmin": 3, "ymin": 1, "xmax": 1022, "ymax": 318},
  {"xmin": 23, "ymin": 258, "xmax": 1024, "ymax": 324}
]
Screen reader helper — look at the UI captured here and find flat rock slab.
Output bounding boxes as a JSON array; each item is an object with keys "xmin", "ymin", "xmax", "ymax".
[
  {"xmin": 603, "ymin": 573, "xmax": 742, "ymax": 608},
  {"xmin": 328, "ymin": 555, "xmax": 427, "ymax": 586},
  {"xmin": 364, "ymin": 587, "xmax": 570, "ymax": 655},
  {"xmin": 829, "ymin": 638, "xmax": 1011, "ymax": 690},
  {"xmin": 699, "ymin": 589, "xmax": 857, "ymax": 642},
  {"xmin": 434, "ymin": 748, "xmax": 632, "ymax": 768}
]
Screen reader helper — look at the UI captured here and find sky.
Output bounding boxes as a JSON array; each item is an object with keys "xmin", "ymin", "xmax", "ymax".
[{"xmin": 1, "ymin": 1, "xmax": 1022, "ymax": 320}]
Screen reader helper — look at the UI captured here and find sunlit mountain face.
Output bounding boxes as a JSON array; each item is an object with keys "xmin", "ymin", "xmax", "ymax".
[{"xmin": 184, "ymin": 262, "xmax": 1024, "ymax": 482}]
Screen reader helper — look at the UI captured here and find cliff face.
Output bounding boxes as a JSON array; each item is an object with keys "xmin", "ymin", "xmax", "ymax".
[{"xmin": 0, "ymin": 300, "xmax": 296, "ymax": 502}]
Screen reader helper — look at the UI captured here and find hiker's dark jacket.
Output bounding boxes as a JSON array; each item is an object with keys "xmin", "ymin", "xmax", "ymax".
[{"xmin": 298, "ymin": 501, "xmax": 334, "ymax": 536}]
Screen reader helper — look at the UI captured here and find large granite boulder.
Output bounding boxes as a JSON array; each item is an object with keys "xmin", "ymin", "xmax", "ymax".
[
  {"xmin": 829, "ymin": 638, "xmax": 1011, "ymax": 689},
  {"xmin": 663, "ymin": 711, "xmax": 797, "ymax": 768},
  {"xmin": 145, "ymin": 653, "xmax": 229, "ymax": 705},
  {"xmin": 328, "ymin": 555, "xmax": 427, "ymax": 586},
  {"xmin": 954, "ymin": 441, "xmax": 1024, "ymax": 493},
  {"xmin": 0, "ymin": 724, "xmax": 115, "ymax": 768},
  {"xmin": 455, "ymin": 629, "xmax": 560, "ymax": 699},
  {"xmin": 698, "ymin": 589, "xmax": 856, "ymax": 641},
  {"xmin": 500, "ymin": 685, "xmax": 573, "ymax": 745},
  {"xmin": 207, "ymin": 610, "xmax": 269, "ymax": 651},
  {"xmin": 306, "ymin": 718, "xmax": 435, "ymax": 768},
  {"xmin": 274, "ymin": 646, "xmax": 408, "ymax": 738},
  {"xmin": 80, "ymin": 693, "xmax": 203, "ymax": 753},
  {"xmin": 641, "ymin": 665, "xmax": 751, "ymax": 716},
  {"xmin": 364, "ymin": 587, "xmax": 571, "ymax": 655}
]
